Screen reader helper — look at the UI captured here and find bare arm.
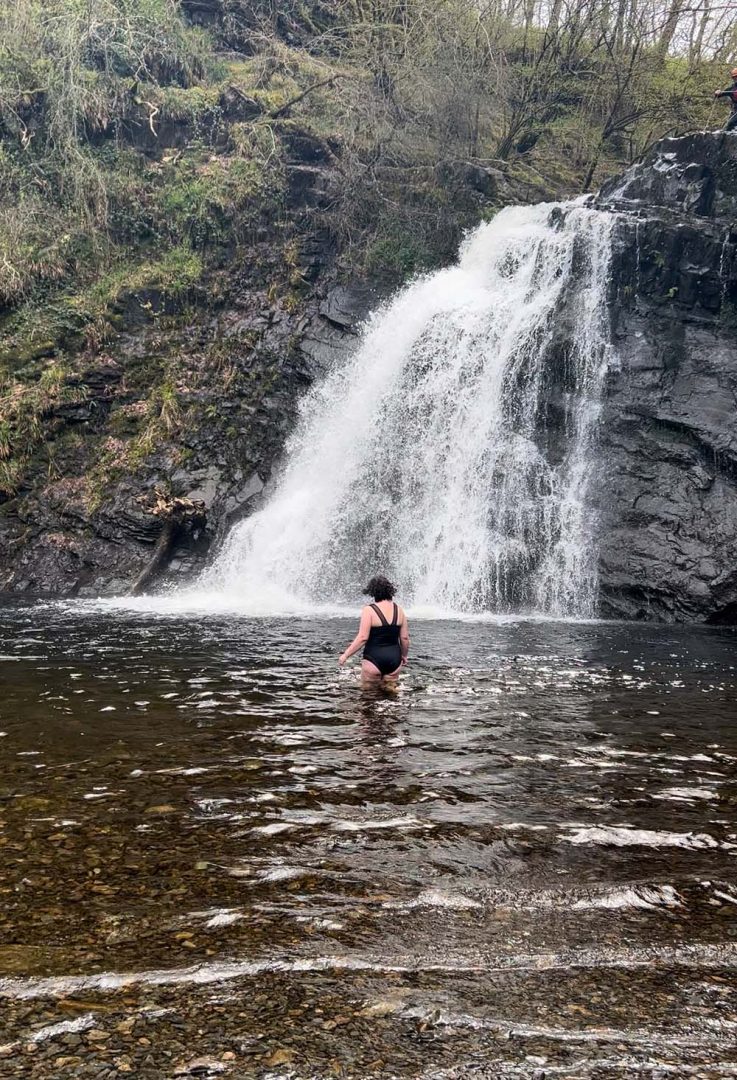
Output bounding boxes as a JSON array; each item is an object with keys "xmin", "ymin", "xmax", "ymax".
[
  {"xmin": 400, "ymin": 614, "xmax": 410, "ymax": 663},
  {"xmin": 339, "ymin": 607, "xmax": 372, "ymax": 665}
]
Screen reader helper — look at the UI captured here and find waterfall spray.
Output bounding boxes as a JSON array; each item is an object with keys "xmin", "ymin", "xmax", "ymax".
[{"xmin": 190, "ymin": 199, "xmax": 615, "ymax": 616}]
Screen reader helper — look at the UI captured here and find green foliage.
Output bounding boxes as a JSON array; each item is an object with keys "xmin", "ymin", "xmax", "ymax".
[
  {"xmin": 0, "ymin": 246, "xmax": 203, "ymax": 368},
  {"xmin": 364, "ymin": 234, "xmax": 434, "ymax": 278},
  {"xmin": 0, "ymin": 361, "xmax": 87, "ymax": 494},
  {"xmin": 0, "ymin": 0, "xmax": 212, "ymax": 303},
  {"xmin": 157, "ymin": 150, "xmax": 284, "ymax": 247},
  {"xmin": 0, "ymin": 0, "xmax": 728, "ymax": 307},
  {"xmin": 83, "ymin": 372, "xmax": 188, "ymax": 499},
  {"xmin": 0, "ymin": 2, "xmax": 297, "ymax": 316},
  {"xmin": 157, "ymin": 84, "xmax": 222, "ymax": 124},
  {"xmin": 96, "ymin": 246, "xmax": 204, "ymax": 302}
]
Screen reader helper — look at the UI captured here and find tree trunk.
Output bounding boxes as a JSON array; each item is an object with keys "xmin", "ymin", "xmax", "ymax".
[
  {"xmin": 546, "ymin": 0, "xmax": 563, "ymax": 32},
  {"xmin": 129, "ymin": 519, "xmax": 179, "ymax": 596},
  {"xmin": 613, "ymin": 0, "xmax": 628, "ymax": 50},
  {"xmin": 657, "ymin": 0, "xmax": 685, "ymax": 57},
  {"xmin": 691, "ymin": 0, "xmax": 711, "ymax": 62}
]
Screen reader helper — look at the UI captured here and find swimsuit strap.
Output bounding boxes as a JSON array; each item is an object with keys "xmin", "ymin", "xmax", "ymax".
[
  {"xmin": 371, "ymin": 603, "xmax": 389, "ymax": 626},
  {"xmin": 392, "ymin": 602, "xmax": 398, "ymax": 625}
]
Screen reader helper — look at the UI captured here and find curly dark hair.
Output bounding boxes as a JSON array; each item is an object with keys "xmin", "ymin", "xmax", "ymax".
[{"xmin": 363, "ymin": 575, "xmax": 396, "ymax": 602}]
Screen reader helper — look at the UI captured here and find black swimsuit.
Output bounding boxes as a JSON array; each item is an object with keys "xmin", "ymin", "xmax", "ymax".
[{"xmin": 363, "ymin": 603, "xmax": 402, "ymax": 675}]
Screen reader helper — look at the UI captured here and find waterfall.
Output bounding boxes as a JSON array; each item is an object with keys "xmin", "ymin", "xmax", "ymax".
[{"xmin": 196, "ymin": 199, "xmax": 615, "ymax": 617}]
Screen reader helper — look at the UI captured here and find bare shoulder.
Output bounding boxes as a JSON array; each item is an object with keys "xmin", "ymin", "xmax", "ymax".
[{"xmin": 396, "ymin": 603, "xmax": 408, "ymax": 623}]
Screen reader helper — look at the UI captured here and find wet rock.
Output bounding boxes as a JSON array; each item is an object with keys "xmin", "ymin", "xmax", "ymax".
[
  {"xmin": 286, "ymin": 162, "xmax": 335, "ymax": 208},
  {"xmin": 599, "ymin": 130, "xmax": 737, "ymax": 219},
  {"xmin": 594, "ymin": 130, "xmax": 737, "ymax": 621},
  {"xmin": 299, "ymin": 319, "xmax": 354, "ymax": 374},
  {"xmin": 223, "ymin": 472, "xmax": 264, "ymax": 517},
  {"xmin": 173, "ymin": 1058, "xmax": 228, "ymax": 1076},
  {"xmin": 172, "ymin": 467, "xmax": 223, "ymax": 509},
  {"xmin": 319, "ymin": 283, "xmax": 383, "ymax": 334}
]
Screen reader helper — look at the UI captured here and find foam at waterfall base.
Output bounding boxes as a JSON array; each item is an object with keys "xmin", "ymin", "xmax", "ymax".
[{"xmin": 79, "ymin": 591, "xmax": 613, "ymax": 622}]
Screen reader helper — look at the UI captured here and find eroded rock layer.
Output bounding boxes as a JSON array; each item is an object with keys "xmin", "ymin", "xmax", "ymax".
[{"xmin": 597, "ymin": 131, "xmax": 737, "ymax": 621}]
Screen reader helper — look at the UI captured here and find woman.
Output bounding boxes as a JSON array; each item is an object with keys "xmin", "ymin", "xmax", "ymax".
[{"xmin": 339, "ymin": 576, "xmax": 410, "ymax": 685}]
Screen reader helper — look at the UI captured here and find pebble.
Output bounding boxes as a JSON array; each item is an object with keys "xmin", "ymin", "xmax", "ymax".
[
  {"xmin": 174, "ymin": 1057, "xmax": 228, "ymax": 1076},
  {"xmin": 264, "ymin": 1048, "xmax": 293, "ymax": 1066}
]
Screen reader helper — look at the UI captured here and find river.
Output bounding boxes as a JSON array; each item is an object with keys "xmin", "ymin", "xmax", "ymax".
[{"xmin": 1, "ymin": 602, "xmax": 736, "ymax": 1077}]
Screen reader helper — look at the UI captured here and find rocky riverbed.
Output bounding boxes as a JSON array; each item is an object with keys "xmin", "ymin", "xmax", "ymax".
[{"xmin": 1, "ymin": 603, "xmax": 737, "ymax": 1077}]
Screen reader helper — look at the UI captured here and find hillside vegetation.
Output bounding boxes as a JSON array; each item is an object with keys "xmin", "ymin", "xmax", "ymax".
[{"xmin": 0, "ymin": 0, "xmax": 732, "ymax": 512}]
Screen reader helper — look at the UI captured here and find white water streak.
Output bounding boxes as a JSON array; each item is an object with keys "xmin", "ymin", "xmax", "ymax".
[{"xmin": 2, "ymin": 943, "xmax": 736, "ymax": 1001}]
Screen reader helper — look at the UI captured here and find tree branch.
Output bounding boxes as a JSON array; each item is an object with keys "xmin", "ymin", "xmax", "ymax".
[{"xmin": 267, "ymin": 75, "xmax": 346, "ymax": 119}]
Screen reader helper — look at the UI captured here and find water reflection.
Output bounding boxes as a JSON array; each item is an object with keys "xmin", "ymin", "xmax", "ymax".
[{"xmin": 0, "ymin": 601, "xmax": 736, "ymax": 1077}]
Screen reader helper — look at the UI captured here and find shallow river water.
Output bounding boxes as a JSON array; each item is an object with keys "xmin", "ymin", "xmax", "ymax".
[{"xmin": 1, "ymin": 604, "xmax": 737, "ymax": 1078}]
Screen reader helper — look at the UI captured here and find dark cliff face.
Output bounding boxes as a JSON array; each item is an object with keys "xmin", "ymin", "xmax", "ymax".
[
  {"xmin": 595, "ymin": 131, "xmax": 737, "ymax": 622},
  {"xmin": 0, "ymin": 268, "xmax": 376, "ymax": 598}
]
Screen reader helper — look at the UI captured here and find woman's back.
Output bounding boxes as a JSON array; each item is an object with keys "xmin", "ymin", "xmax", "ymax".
[
  {"xmin": 363, "ymin": 600, "xmax": 404, "ymax": 676},
  {"xmin": 366, "ymin": 602, "xmax": 402, "ymax": 648}
]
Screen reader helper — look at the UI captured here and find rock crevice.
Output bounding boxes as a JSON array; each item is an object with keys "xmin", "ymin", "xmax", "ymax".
[{"xmin": 595, "ymin": 130, "xmax": 737, "ymax": 621}]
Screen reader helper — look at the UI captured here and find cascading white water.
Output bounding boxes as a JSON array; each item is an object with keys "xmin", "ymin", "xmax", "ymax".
[{"xmin": 194, "ymin": 199, "xmax": 615, "ymax": 616}]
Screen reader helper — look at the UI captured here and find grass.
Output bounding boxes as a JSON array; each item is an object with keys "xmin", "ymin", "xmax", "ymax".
[
  {"xmin": 82, "ymin": 374, "xmax": 188, "ymax": 505},
  {"xmin": 0, "ymin": 246, "xmax": 204, "ymax": 368},
  {"xmin": 0, "ymin": 361, "xmax": 88, "ymax": 495},
  {"xmin": 89, "ymin": 246, "xmax": 204, "ymax": 305}
]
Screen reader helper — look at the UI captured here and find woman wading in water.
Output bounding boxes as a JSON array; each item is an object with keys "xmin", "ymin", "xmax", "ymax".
[{"xmin": 339, "ymin": 576, "xmax": 410, "ymax": 686}]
